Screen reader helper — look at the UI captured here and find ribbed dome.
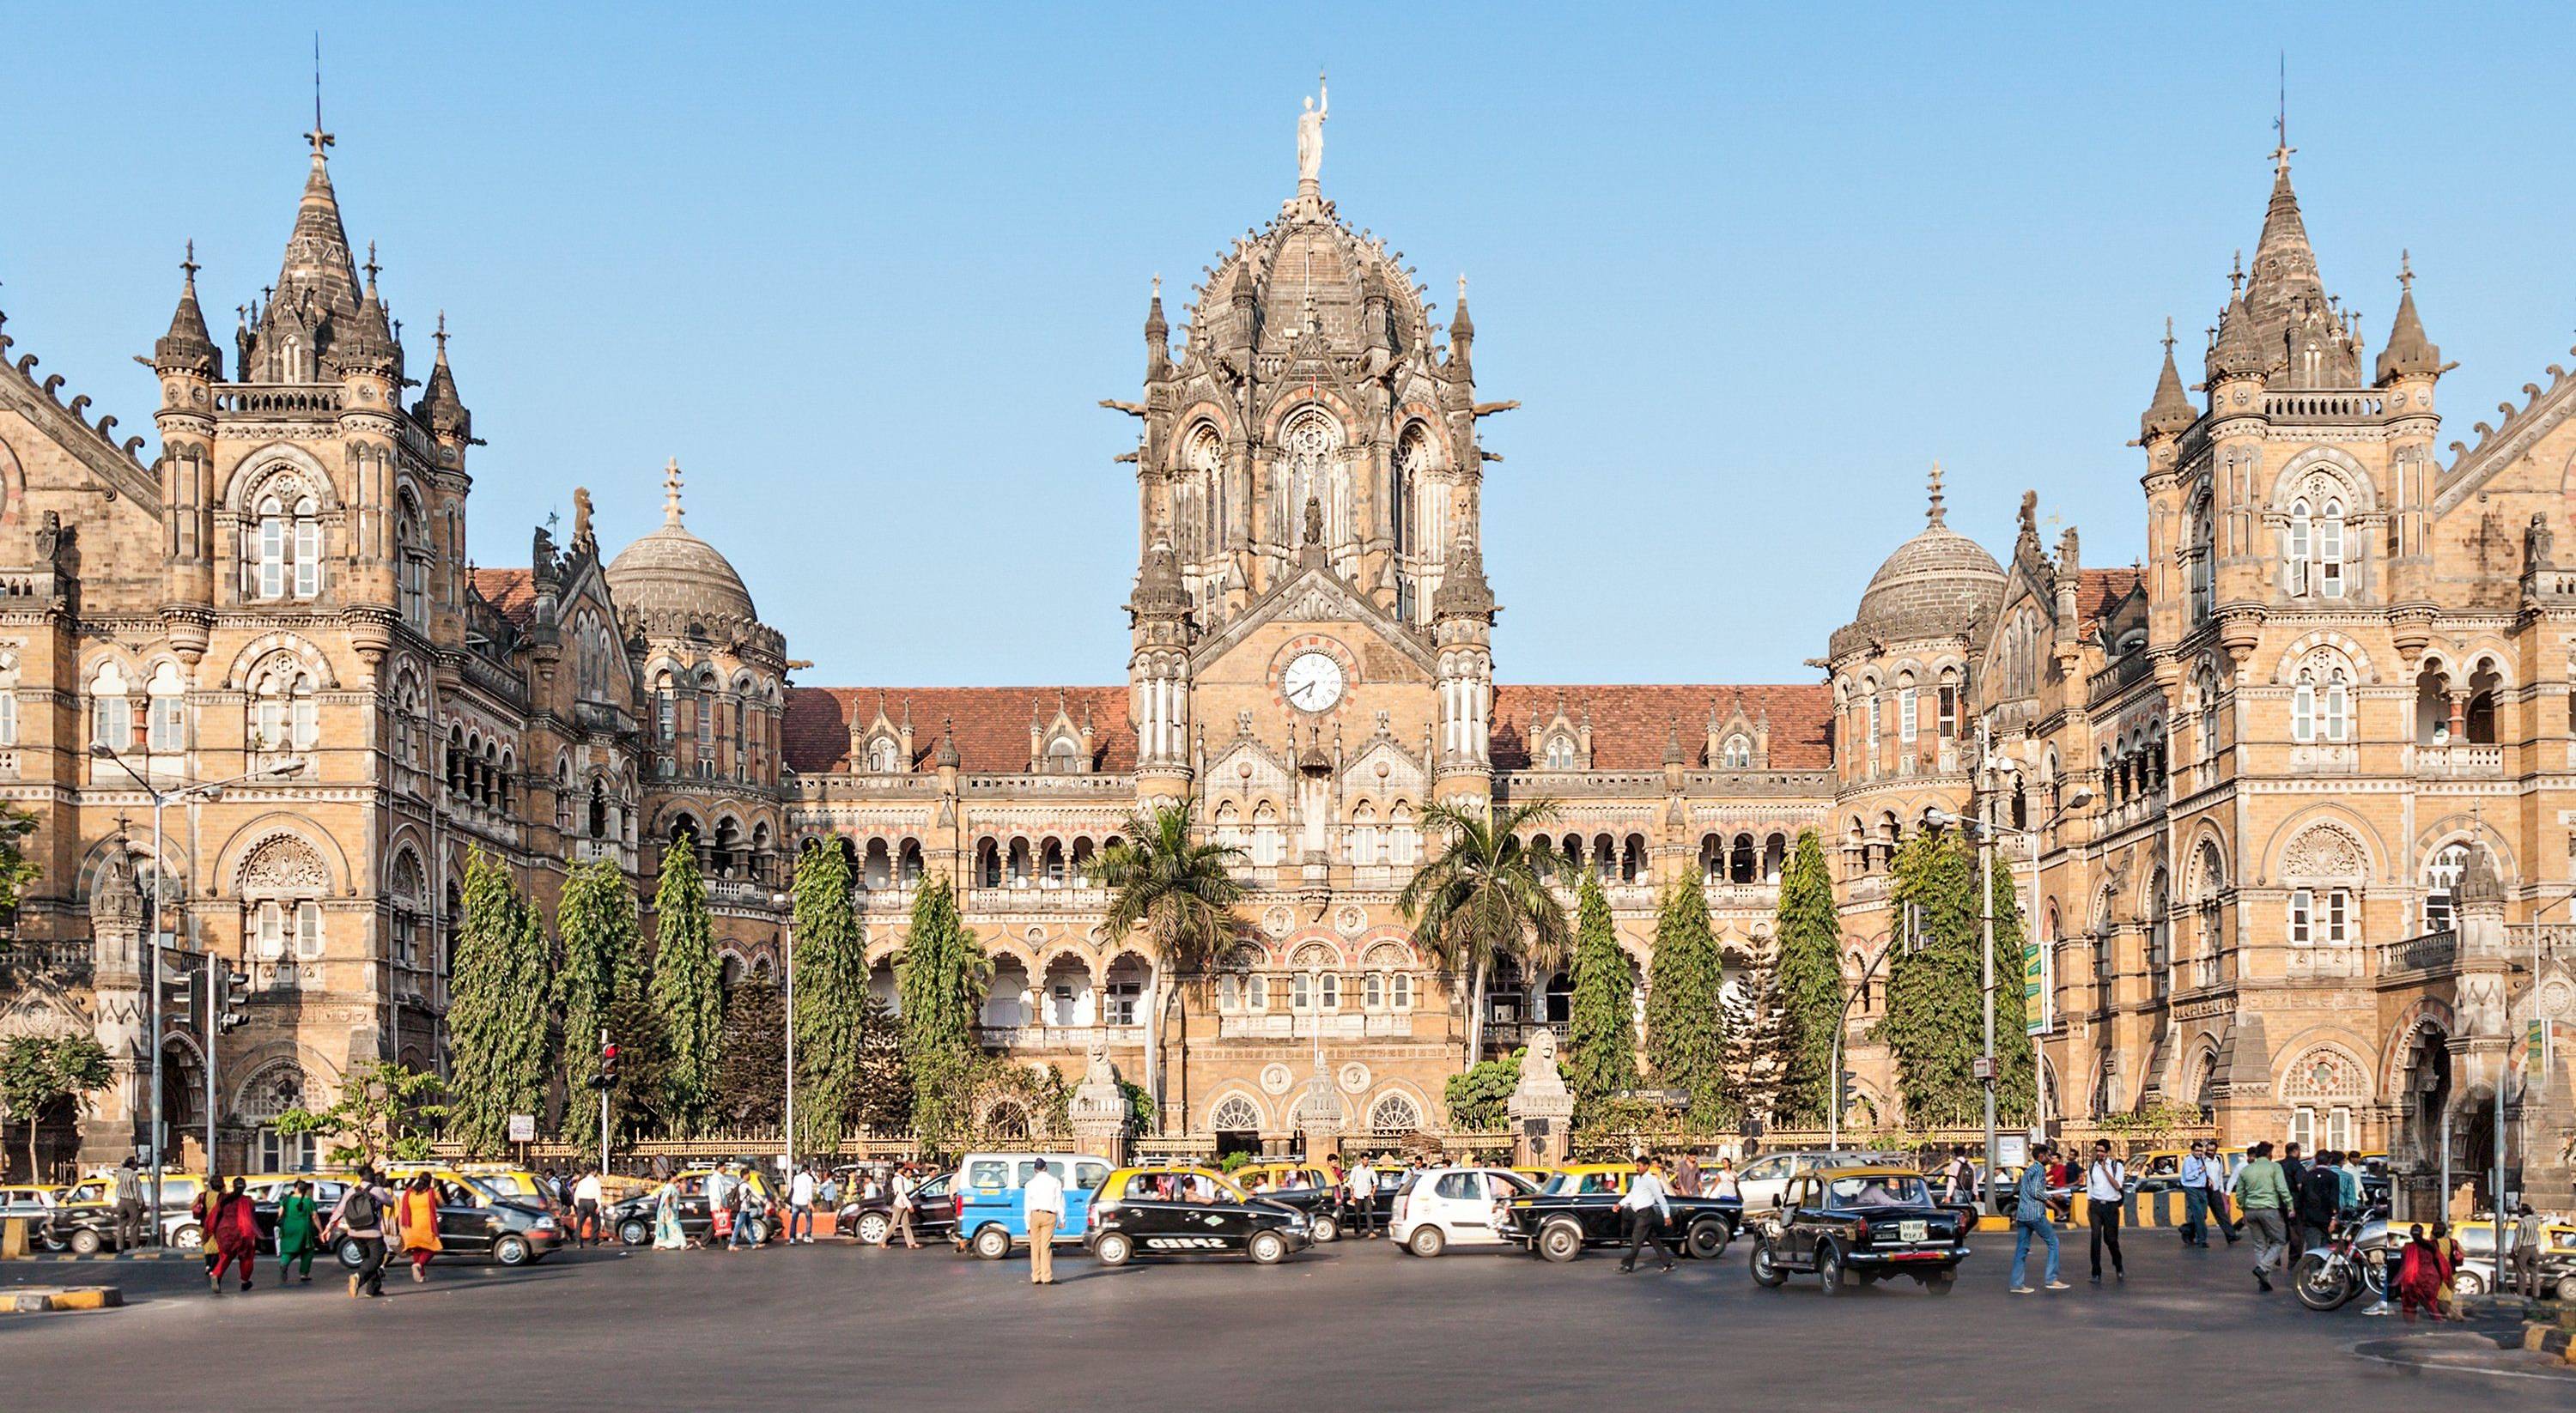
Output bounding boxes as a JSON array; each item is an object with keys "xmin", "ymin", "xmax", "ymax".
[
  {"xmin": 605, "ymin": 461, "xmax": 759, "ymax": 628},
  {"xmin": 1840, "ymin": 465, "xmax": 2005, "ymax": 650}
]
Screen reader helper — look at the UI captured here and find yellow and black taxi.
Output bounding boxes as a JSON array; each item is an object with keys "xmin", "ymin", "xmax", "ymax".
[
  {"xmin": 385, "ymin": 1161, "xmax": 559, "ymax": 1215},
  {"xmin": 1231, "ymin": 1161, "xmax": 1347, "ymax": 1241},
  {"xmin": 1083, "ymin": 1166, "xmax": 1314, "ymax": 1267},
  {"xmin": 1, "ymin": 1183, "xmax": 66, "ymax": 1251},
  {"xmin": 606, "ymin": 1167, "xmax": 780, "ymax": 1247},
  {"xmin": 1499, "ymin": 1161, "xmax": 1743, "ymax": 1262},
  {"xmin": 331, "ymin": 1173, "xmax": 563, "ymax": 1268},
  {"xmin": 1748, "ymin": 1165, "xmax": 1970, "ymax": 1295},
  {"xmin": 52, "ymin": 1170, "xmax": 208, "ymax": 1253}
]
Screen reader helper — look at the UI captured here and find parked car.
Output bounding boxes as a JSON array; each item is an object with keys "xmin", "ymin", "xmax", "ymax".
[
  {"xmin": 334, "ymin": 1175, "xmax": 561, "ymax": 1268},
  {"xmin": 1084, "ymin": 1166, "xmax": 1311, "ymax": 1267},
  {"xmin": 52, "ymin": 1171, "xmax": 207, "ymax": 1253},
  {"xmin": 386, "ymin": 1161, "xmax": 559, "ymax": 1216},
  {"xmin": 1735, "ymin": 1150, "xmax": 1906, "ymax": 1213},
  {"xmin": 1389, "ymin": 1165, "xmax": 1541, "ymax": 1257},
  {"xmin": 1748, "ymin": 1165, "xmax": 1971, "ymax": 1295},
  {"xmin": 0, "ymin": 1184, "xmax": 65, "ymax": 1251},
  {"xmin": 240, "ymin": 1174, "xmax": 350, "ymax": 1254},
  {"xmin": 1499, "ymin": 1163, "xmax": 1742, "ymax": 1262},
  {"xmin": 955, "ymin": 1152, "xmax": 1113, "ymax": 1259},
  {"xmin": 1230, "ymin": 1162, "xmax": 1347, "ymax": 1241},
  {"xmin": 836, "ymin": 1171, "xmax": 957, "ymax": 1246},
  {"xmin": 607, "ymin": 1167, "xmax": 781, "ymax": 1247}
]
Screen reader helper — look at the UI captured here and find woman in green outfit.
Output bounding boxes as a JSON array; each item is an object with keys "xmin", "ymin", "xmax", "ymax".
[{"xmin": 275, "ymin": 1179, "xmax": 324, "ymax": 1284}]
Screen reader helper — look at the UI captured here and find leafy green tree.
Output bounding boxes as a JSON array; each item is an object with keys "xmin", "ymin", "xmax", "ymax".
[
  {"xmin": 1644, "ymin": 876, "xmax": 1731, "ymax": 1127},
  {"xmin": 274, "ymin": 1060, "xmax": 446, "ymax": 1167},
  {"xmin": 1563, "ymin": 873, "xmax": 1639, "ymax": 1119},
  {"xmin": 711, "ymin": 972, "xmax": 786, "ymax": 1130},
  {"xmin": 555, "ymin": 858, "xmax": 644, "ymax": 1144},
  {"xmin": 444, "ymin": 847, "xmax": 550, "ymax": 1155},
  {"xmin": 1090, "ymin": 802, "xmax": 1244, "ymax": 1131},
  {"xmin": 0, "ymin": 1034, "xmax": 111, "ymax": 1179},
  {"xmin": 1878, "ymin": 830, "xmax": 2033, "ymax": 1129},
  {"xmin": 1398, "ymin": 798, "xmax": 1569, "ymax": 1066},
  {"xmin": 1770, "ymin": 830, "xmax": 1844, "ymax": 1126},
  {"xmin": 1442, "ymin": 1050, "xmax": 1522, "ymax": 1131},
  {"xmin": 790, "ymin": 840, "xmax": 867, "ymax": 1156},
  {"xmin": 600, "ymin": 986, "xmax": 673, "ymax": 1147},
  {"xmin": 647, "ymin": 840, "xmax": 723, "ymax": 1135},
  {"xmin": 896, "ymin": 875, "xmax": 991, "ymax": 1152},
  {"xmin": 0, "ymin": 801, "xmax": 41, "ymax": 917}
]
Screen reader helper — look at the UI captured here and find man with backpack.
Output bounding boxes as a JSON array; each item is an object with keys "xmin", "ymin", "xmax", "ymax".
[{"xmin": 325, "ymin": 1167, "xmax": 394, "ymax": 1298}]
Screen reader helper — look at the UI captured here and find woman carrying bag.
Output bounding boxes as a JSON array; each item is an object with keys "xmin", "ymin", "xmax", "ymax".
[{"xmin": 395, "ymin": 1173, "xmax": 444, "ymax": 1283}]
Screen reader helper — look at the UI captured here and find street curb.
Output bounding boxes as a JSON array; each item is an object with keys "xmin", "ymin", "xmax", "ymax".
[
  {"xmin": 2524, "ymin": 1322, "xmax": 2576, "ymax": 1365},
  {"xmin": 0, "ymin": 1286, "xmax": 124, "ymax": 1313},
  {"xmin": 3, "ymin": 1251, "xmax": 197, "ymax": 1264}
]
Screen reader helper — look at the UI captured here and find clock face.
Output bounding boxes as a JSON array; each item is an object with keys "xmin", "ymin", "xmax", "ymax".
[{"xmin": 1281, "ymin": 651, "xmax": 1346, "ymax": 713}]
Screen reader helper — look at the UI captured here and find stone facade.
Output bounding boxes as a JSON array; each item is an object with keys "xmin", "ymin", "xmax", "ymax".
[{"xmin": 0, "ymin": 112, "xmax": 2569, "ymax": 1211}]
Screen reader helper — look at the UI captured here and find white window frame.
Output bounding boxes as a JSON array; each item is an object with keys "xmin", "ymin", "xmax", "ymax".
[
  {"xmin": 2286, "ymin": 500, "xmax": 2312, "ymax": 596},
  {"xmin": 2318, "ymin": 500, "xmax": 2344, "ymax": 598},
  {"xmin": 2291, "ymin": 675, "xmax": 2316, "ymax": 743},
  {"xmin": 2288, "ymin": 888, "xmax": 2313, "ymax": 947}
]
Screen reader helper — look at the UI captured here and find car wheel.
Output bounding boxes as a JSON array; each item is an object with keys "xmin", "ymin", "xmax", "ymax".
[
  {"xmin": 2450, "ymin": 1268, "xmax": 2486, "ymax": 1297},
  {"xmin": 854, "ymin": 1211, "xmax": 890, "ymax": 1246},
  {"xmin": 1310, "ymin": 1214, "xmax": 1339, "ymax": 1244},
  {"xmin": 618, "ymin": 1219, "xmax": 650, "ymax": 1247},
  {"xmin": 1094, "ymin": 1231, "xmax": 1133, "ymax": 1267},
  {"xmin": 1924, "ymin": 1270, "xmax": 1957, "ymax": 1295},
  {"xmin": 171, "ymin": 1222, "xmax": 204, "ymax": 1252},
  {"xmin": 2555, "ymin": 1274, "xmax": 2576, "ymax": 1304},
  {"xmin": 68, "ymin": 1227, "xmax": 103, "ymax": 1257},
  {"xmin": 1685, "ymin": 1220, "xmax": 1728, "ymax": 1261},
  {"xmin": 1248, "ymin": 1230, "xmax": 1288, "ymax": 1265},
  {"xmin": 971, "ymin": 1225, "xmax": 1013, "ymax": 1261},
  {"xmin": 337, "ymin": 1238, "xmax": 367, "ymax": 1270},
  {"xmin": 1817, "ymin": 1243, "xmax": 1846, "ymax": 1296},
  {"xmin": 1536, "ymin": 1221, "xmax": 1584, "ymax": 1264},
  {"xmin": 745, "ymin": 1219, "xmax": 771, "ymax": 1246},
  {"xmin": 1408, "ymin": 1225, "xmax": 1447, "ymax": 1258},
  {"xmin": 494, "ymin": 1234, "xmax": 532, "ymax": 1267},
  {"xmin": 1750, "ymin": 1239, "xmax": 1789, "ymax": 1288}
]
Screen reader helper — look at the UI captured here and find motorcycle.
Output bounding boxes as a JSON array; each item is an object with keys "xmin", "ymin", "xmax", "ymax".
[{"xmin": 2292, "ymin": 1216, "xmax": 2393, "ymax": 1312}]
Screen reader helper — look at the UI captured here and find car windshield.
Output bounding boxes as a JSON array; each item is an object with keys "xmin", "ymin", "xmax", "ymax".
[{"xmin": 1826, "ymin": 1174, "xmax": 1929, "ymax": 1209}]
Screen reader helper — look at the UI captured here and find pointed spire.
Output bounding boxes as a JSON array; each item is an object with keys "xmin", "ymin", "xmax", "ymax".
[
  {"xmin": 1144, "ymin": 274, "xmax": 1170, "ymax": 379},
  {"xmin": 1431, "ymin": 529, "xmax": 1496, "ymax": 619},
  {"xmin": 661, "ymin": 457, "xmax": 685, "ymax": 526},
  {"xmin": 2208, "ymin": 263, "xmax": 2266, "ymax": 381},
  {"xmin": 154, "ymin": 240, "xmax": 220, "ymax": 376},
  {"xmin": 933, "ymin": 716, "xmax": 961, "ymax": 769},
  {"xmin": 416, "ymin": 310, "xmax": 469, "ymax": 440},
  {"xmin": 2142, "ymin": 317, "xmax": 2197, "ymax": 439},
  {"xmin": 1128, "ymin": 531, "xmax": 1190, "ymax": 621},
  {"xmin": 2375, "ymin": 249, "xmax": 2443, "ymax": 383},
  {"xmin": 2239, "ymin": 99, "xmax": 2356, "ymax": 387},
  {"xmin": 1446, "ymin": 272, "xmax": 1473, "ymax": 379},
  {"xmin": 1662, "ymin": 718, "xmax": 1685, "ymax": 767},
  {"xmin": 1925, "ymin": 460, "xmax": 1947, "ymax": 528}
]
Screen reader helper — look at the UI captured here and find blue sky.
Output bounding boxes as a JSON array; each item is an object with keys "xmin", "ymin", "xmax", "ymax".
[{"xmin": 9, "ymin": 3, "xmax": 2576, "ymax": 687}]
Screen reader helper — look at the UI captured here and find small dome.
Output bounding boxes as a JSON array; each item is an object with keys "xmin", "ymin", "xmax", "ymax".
[
  {"xmin": 605, "ymin": 460, "xmax": 759, "ymax": 628},
  {"xmin": 1839, "ymin": 464, "xmax": 2004, "ymax": 651}
]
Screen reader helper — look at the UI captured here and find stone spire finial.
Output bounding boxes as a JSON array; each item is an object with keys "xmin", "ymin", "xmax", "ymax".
[
  {"xmin": 155, "ymin": 240, "xmax": 220, "ymax": 376},
  {"xmin": 1926, "ymin": 460, "xmax": 1947, "ymax": 528},
  {"xmin": 2142, "ymin": 317, "xmax": 2198, "ymax": 440},
  {"xmin": 416, "ymin": 310, "xmax": 469, "ymax": 440},
  {"xmin": 934, "ymin": 716, "xmax": 961, "ymax": 769},
  {"xmin": 2376, "ymin": 249, "xmax": 2445, "ymax": 383},
  {"xmin": 662, "ymin": 458, "xmax": 685, "ymax": 526}
]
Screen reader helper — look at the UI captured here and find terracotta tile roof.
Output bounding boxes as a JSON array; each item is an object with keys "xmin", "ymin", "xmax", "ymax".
[
  {"xmin": 1490, "ymin": 684, "xmax": 1833, "ymax": 772},
  {"xmin": 470, "ymin": 567, "xmax": 539, "ymax": 629},
  {"xmin": 783, "ymin": 686, "xmax": 1135, "ymax": 774},
  {"xmin": 2077, "ymin": 568, "xmax": 2142, "ymax": 629}
]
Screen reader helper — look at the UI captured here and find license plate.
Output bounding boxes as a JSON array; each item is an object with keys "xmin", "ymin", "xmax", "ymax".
[{"xmin": 1899, "ymin": 1221, "xmax": 1928, "ymax": 1242}]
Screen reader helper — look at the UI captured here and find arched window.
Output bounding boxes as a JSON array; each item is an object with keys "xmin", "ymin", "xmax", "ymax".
[
  {"xmin": 1368, "ymin": 1092, "xmax": 1422, "ymax": 1135},
  {"xmin": 2291, "ymin": 670, "xmax": 2316, "ymax": 743},
  {"xmin": 1388, "ymin": 804, "xmax": 1418, "ymax": 865},
  {"xmin": 89, "ymin": 660, "xmax": 133, "ymax": 753},
  {"xmin": 2422, "ymin": 841, "xmax": 2470, "ymax": 933},
  {"xmin": 0, "ymin": 651, "xmax": 21, "ymax": 748},
  {"xmin": 1721, "ymin": 735, "xmax": 1752, "ymax": 769},
  {"xmin": 867, "ymin": 737, "xmax": 899, "ymax": 773},
  {"xmin": 1349, "ymin": 801, "xmax": 1379, "ymax": 866},
  {"xmin": 653, "ymin": 671, "xmax": 676, "ymax": 746},
  {"xmin": 1210, "ymin": 1093, "xmax": 1262, "ymax": 1132},
  {"xmin": 2318, "ymin": 500, "xmax": 2345, "ymax": 597},
  {"xmin": 248, "ymin": 657, "xmax": 319, "ymax": 765},
  {"xmin": 2321, "ymin": 670, "xmax": 2349, "ymax": 743},
  {"xmin": 145, "ymin": 662, "xmax": 187, "ymax": 753},
  {"xmin": 1544, "ymin": 735, "xmax": 1575, "ymax": 770},
  {"xmin": 2286, "ymin": 499, "xmax": 2313, "ymax": 596}
]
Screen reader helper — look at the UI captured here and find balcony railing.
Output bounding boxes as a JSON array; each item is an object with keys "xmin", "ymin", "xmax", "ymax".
[
  {"xmin": 2379, "ymin": 930, "xmax": 2458, "ymax": 975},
  {"xmin": 0, "ymin": 938, "xmax": 91, "ymax": 979},
  {"xmin": 2409, "ymin": 743, "xmax": 2503, "ymax": 779}
]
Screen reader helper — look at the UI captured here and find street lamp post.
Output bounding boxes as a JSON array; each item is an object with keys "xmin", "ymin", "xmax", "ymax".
[{"xmin": 88, "ymin": 745, "xmax": 301, "ymax": 1238}]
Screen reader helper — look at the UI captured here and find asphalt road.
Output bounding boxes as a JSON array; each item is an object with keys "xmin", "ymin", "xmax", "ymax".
[{"xmin": 5, "ymin": 1228, "xmax": 2567, "ymax": 1410}]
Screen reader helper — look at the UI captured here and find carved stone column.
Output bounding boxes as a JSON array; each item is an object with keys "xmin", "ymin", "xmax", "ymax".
[{"xmin": 1067, "ymin": 1040, "xmax": 1131, "ymax": 1167}]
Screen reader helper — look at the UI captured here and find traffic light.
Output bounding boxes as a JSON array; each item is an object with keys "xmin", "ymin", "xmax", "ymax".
[
  {"xmin": 598, "ymin": 1040, "xmax": 620, "ymax": 1089},
  {"xmin": 217, "ymin": 965, "xmax": 252, "ymax": 1033},
  {"xmin": 160, "ymin": 967, "xmax": 198, "ymax": 1033},
  {"xmin": 1838, "ymin": 1070, "xmax": 1858, "ymax": 1111}
]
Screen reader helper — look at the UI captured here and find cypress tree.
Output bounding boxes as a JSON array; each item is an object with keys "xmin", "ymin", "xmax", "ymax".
[
  {"xmin": 896, "ymin": 874, "xmax": 991, "ymax": 1152},
  {"xmin": 711, "ymin": 973, "xmax": 787, "ymax": 1130},
  {"xmin": 1643, "ymin": 876, "xmax": 1731, "ymax": 1127},
  {"xmin": 1769, "ymin": 829, "xmax": 1844, "ymax": 1128},
  {"xmin": 647, "ymin": 840, "xmax": 723, "ymax": 1135},
  {"xmin": 789, "ymin": 840, "xmax": 866, "ymax": 1157},
  {"xmin": 445, "ymin": 847, "xmax": 549, "ymax": 1155},
  {"xmin": 1562, "ymin": 873, "xmax": 1639, "ymax": 1119},
  {"xmin": 556, "ymin": 857, "xmax": 644, "ymax": 1147},
  {"xmin": 1879, "ymin": 830, "xmax": 2033, "ymax": 1128},
  {"xmin": 847, "ymin": 992, "xmax": 914, "ymax": 1138},
  {"xmin": 1725, "ymin": 937, "xmax": 1789, "ymax": 1126}
]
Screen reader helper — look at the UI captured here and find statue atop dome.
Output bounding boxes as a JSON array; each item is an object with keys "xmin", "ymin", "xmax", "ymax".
[{"xmin": 1297, "ymin": 74, "xmax": 1327, "ymax": 191}]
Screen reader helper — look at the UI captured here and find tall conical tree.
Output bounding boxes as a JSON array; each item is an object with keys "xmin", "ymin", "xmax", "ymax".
[
  {"xmin": 790, "ymin": 840, "xmax": 866, "ymax": 1157},
  {"xmin": 896, "ymin": 874, "xmax": 990, "ymax": 1153},
  {"xmin": 1563, "ymin": 873, "xmax": 1639, "ymax": 1119},
  {"xmin": 711, "ymin": 973, "xmax": 787, "ymax": 1130},
  {"xmin": 556, "ymin": 857, "xmax": 644, "ymax": 1148},
  {"xmin": 647, "ymin": 840, "xmax": 723, "ymax": 1136},
  {"xmin": 1769, "ymin": 829, "xmax": 1844, "ymax": 1128},
  {"xmin": 445, "ymin": 847, "xmax": 550, "ymax": 1155},
  {"xmin": 1644, "ymin": 876, "xmax": 1731, "ymax": 1127},
  {"xmin": 1725, "ymin": 934, "xmax": 1789, "ymax": 1126},
  {"xmin": 1879, "ymin": 830, "xmax": 2034, "ymax": 1129}
]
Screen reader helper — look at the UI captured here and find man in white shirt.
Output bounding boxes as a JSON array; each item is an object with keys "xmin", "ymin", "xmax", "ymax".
[
  {"xmin": 883, "ymin": 1166, "xmax": 919, "ymax": 1249},
  {"xmin": 2084, "ymin": 1140, "xmax": 2126, "ymax": 1283},
  {"xmin": 1346, "ymin": 1160, "xmax": 1376, "ymax": 1239},
  {"xmin": 1617, "ymin": 1155, "xmax": 1676, "ymax": 1273},
  {"xmin": 787, "ymin": 1166, "xmax": 817, "ymax": 1245},
  {"xmin": 572, "ymin": 1168, "xmax": 605, "ymax": 1248},
  {"xmin": 1023, "ymin": 1161, "xmax": 1067, "ymax": 1285},
  {"xmin": 2178, "ymin": 1143, "xmax": 2212, "ymax": 1247}
]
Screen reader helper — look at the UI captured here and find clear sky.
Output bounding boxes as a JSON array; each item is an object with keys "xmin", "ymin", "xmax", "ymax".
[{"xmin": 9, "ymin": 3, "xmax": 2576, "ymax": 688}]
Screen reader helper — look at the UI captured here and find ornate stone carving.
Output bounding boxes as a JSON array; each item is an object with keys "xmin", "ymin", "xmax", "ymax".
[
  {"xmin": 2280, "ymin": 822, "xmax": 2364, "ymax": 884},
  {"xmin": 2277, "ymin": 1045, "xmax": 2366, "ymax": 1101},
  {"xmin": 237, "ymin": 833, "xmax": 329, "ymax": 896}
]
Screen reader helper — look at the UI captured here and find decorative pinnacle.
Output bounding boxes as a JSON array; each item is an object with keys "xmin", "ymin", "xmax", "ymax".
[
  {"xmin": 2229, "ymin": 250, "xmax": 2245, "ymax": 297},
  {"xmin": 662, "ymin": 457, "xmax": 685, "ymax": 525},
  {"xmin": 2398, "ymin": 248, "xmax": 2414, "ymax": 292},
  {"xmin": 1926, "ymin": 460, "xmax": 1947, "ymax": 528},
  {"xmin": 432, "ymin": 309, "xmax": 448, "ymax": 359},
  {"xmin": 1151, "ymin": 274, "xmax": 1160, "ymax": 299},
  {"xmin": 362, "ymin": 240, "xmax": 380, "ymax": 289},
  {"xmin": 180, "ymin": 240, "xmax": 200, "ymax": 285},
  {"xmin": 2269, "ymin": 52, "xmax": 2293, "ymax": 177},
  {"xmin": 2161, "ymin": 315, "xmax": 2176, "ymax": 356},
  {"xmin": 1457, "ymin": 272, "xmax": 1467, "ymax": 302}
]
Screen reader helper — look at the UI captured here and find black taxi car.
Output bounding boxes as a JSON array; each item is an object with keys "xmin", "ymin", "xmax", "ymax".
[
  {"xmin": 608, "ymin": 1167, "xmax": 780, "ymax": 1247},
  {"xmin": 1747, "ymin": 1165, "xmax": 1969, "ymax": 1295},
  {"xmin": 1084, "ymin": 1167, "xmax": 1313, "ymax": 1266},
  {"xmin": 835, "ymin": 1171, "xmax": 958, "ymax": 1246},
  {"xmin": 1499, "ymin": 1163, "xmax": 1743, "ymax": 1262},
  {"xmin": 331, "ymin": 1175, "xmax": 564, "ymax": 1269}
]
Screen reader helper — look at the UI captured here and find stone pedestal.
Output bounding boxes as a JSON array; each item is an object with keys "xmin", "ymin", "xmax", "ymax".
[
  {"xmin": 1066, "ymin": 1041, "xmax": 1131, "ymax": 1167},
  {"xmin": 1297, "ymin": 1053, "xmax": 1344, "ymax": 1163},
  {"xmin": 1505, "ymin": 1028, "xmax": 1574, "ymax": 1168}
]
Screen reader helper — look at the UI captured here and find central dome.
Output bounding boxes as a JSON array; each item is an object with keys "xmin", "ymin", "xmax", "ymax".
[
  {"xmin": 605, "ymin": 460, "xmax": 759, "ymax": 628},
  {"xmin": 1840, "ymin": 468, "xmax": 2004, "ymax": 650},
  {"xmin": 1188, "ymin": 188, "xmax": 1435, "ymax": 364}
]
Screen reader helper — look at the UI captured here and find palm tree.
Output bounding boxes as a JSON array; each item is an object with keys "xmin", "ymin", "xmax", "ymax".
[
  {"xmin": 1398, "ymin": 798, "xmax": 1571, "ymax": 1069},
  {"xmin": 1089, "ymin": 800, "xmax": 1245, "ymax": 1133}
]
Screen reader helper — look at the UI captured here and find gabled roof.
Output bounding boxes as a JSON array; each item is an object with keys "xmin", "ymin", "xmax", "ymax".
[
  {"xmin": 1489, "ymin": 684, "xmax": 1833, "ymax": 772},
  {"xmin": 469, "ymin": 567, "xmax": 538, "ymax": 630},
  {"xmin": 2076, "ymin": 568, "xmax": 2142, "ymax": 631},
  {"xmin": 782, "ymin": 687, "xmax": 1136, "ymax": 774}
]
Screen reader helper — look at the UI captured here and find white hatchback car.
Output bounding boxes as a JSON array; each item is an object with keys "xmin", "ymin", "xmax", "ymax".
[{"xmin": 1389, "ymin": 1166, "xmax": 1541, "ymax": 1258}]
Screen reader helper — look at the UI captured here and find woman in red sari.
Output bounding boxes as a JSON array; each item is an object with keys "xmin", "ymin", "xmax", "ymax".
[
  {"xmin": 2393, "ymin": 1222, "xmax": 2452, "ymax": 1322},
  {"xmin": 207, "ymin": 1176, "xmax": 262, "ymax": 1292}
]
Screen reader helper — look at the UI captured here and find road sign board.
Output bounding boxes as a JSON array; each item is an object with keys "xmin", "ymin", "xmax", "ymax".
[{"xmin": 507, "ymin": 1113, "xmax": 537, "ymax": 1143}]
